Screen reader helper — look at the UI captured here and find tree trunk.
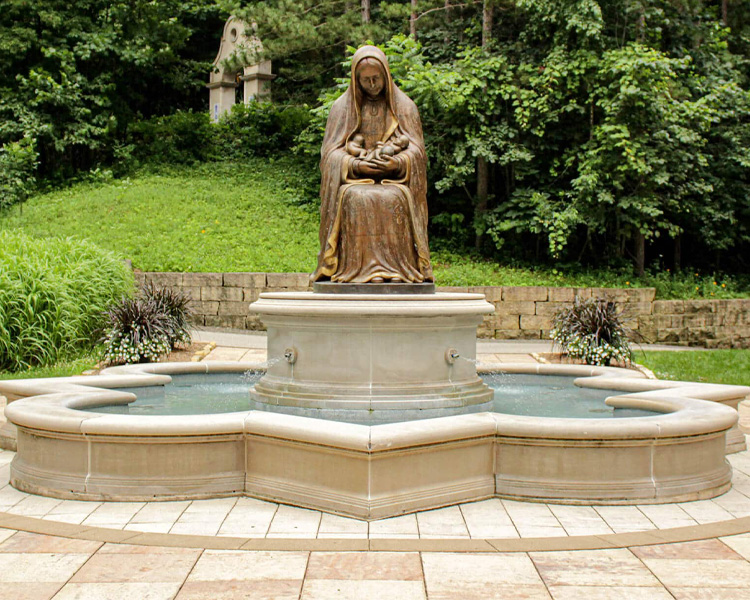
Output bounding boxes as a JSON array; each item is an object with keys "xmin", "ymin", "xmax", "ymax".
[
  {"xmin": 410, "ymin": 0, "xmax": 417, "ymax": 37},
  {"xmin": 475, "ymin": 157, "xmax": 489, "ymax": 250},
  {"xmin": 635, "ymin": 231, "xmax": 646, "ymax": 277},
  {"xmin": 673, "ymin": 234, "xmax": 681, "ymax": 272},
  {"xmin": 722, "ymin": 0, "xmax": 728, "ymax": 26},
  {"xmin": 482, "ymin": 0, "xmax": 494, "ymax": 48},
  {"xmin": 361, "ymin": 0, "xmax": 370, "ymax": 24}
]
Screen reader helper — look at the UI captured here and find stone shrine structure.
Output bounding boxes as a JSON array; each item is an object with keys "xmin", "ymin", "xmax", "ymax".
[{"xmin": 208, "ymin": 17, "xmax": 274, "ymax": 123}]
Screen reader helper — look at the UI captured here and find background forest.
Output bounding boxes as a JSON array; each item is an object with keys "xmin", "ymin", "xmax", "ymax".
[{"xmin": 1, "ymin": 0, "xmax": 749, "ymax": 278}]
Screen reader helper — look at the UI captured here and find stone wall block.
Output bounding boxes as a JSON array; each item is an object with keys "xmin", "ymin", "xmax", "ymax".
[
  {"xmin": 503, "ymin": 286, "xmax": 549, "ymax": 302},
  {"xmin": 496, "ymin": 301, "xmax": 536, "ymax": 315},
  {"xmin": 188, "ymin": 314, "xmax": 205, "ymax": 327},
  {"xmin": 187, "ymin": 301, "xmax": 219, "ymax": 315},
  {"xmin": 574, "ymin": 288, "xmax": 593, "ymax": 300},
  {"xmin": 205, "ymin": 315, "xmax": 247, "ymax": 329},
  {"xmin": 495, "ymin": 315, "xmax": 521, "ymax": 330},
  {"xmin": 202, "ymin": 287, "xmax": 244, "ymax": 302},
  {"xmin": 547, "ymin": 288, "xmax": 575, "ymax": 302},
  {"xmin": 180, "ymin": 286, "xmax": 201, "ymax": 301},
  {"xmin": 654, "ymin": 300, "xmax": 685, "ymax": 314},
  {"xmin": 520, "ymin": 315, "xmax": 552, "ymax": 330},
  {"xmin": 436, "ymin": 286, "xmax": 470, "ymax": 293},
  {"xmin": 534, "ymin": 302, "xmax": 569, "ymax": 316},
  {"xmin": 218, "ymin": 301, "xmax": 249, "ymax": 316},
  {"xmin": 623, "ymin": 302, "xmax": 653, "ymax": 316},
  {"xmin": 494, "ymin": 329, "xmax": 525, "ymax": 340},
  {"xmin": 183, "ymin": 273, "xmax": 222, "ymax": 287},
  {"xmin": 625, "ymin": 288, "xmax": 657, "ymax": 302},
  {"xmin": 589, "ymin": 288, "xmax": 629, "ymax": 302},
  {"xmin": 266, "ymin": 273, "xmax": 308, "ymax": 288},
  {"xmin": 470, "ymin": 286, "xmax": 502, "ymax": 301},
  {"xmin": 246, "ymin": 315, "xmax": 265, "ymax": 331},
  {"xmin": 147, "ymin": 272, "xmax": 183, "ymax": 287},
  {"xmin": 134, "ymin": 272, "xmax": 146, "ymax": 287},
  {"xmin": 683, "ymin": 300, "xmax": 715, "ymax": 313},
  {"xmin": 243, "ymin": 288, "xmax": 261, "ymax": 303},
  {"xmin": 224, "ymin": 272, "xmax": 267, "ymax": 288}
]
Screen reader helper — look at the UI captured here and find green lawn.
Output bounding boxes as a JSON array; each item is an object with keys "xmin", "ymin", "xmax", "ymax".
[
  {"xmin": 2, "ymin": 160, "xmax": 747, "ymax": 297},
  {"xmin": 0, "ymin": 355, "xmax": 98, "ymax": 381},
  {"xmin": 637, "ymin": 350, "xmax": 750, "ymax": 386}
]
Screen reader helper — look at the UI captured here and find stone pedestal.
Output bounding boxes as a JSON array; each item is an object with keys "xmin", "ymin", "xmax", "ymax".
[{"xmin": 249, "ymin": 292, "xmax": 495, "ymax": 424}]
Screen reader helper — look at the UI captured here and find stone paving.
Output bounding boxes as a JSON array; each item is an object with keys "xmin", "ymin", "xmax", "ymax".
[{"xmin": 0, "ymin": 334, "xmax": 746, "ymax": 597}]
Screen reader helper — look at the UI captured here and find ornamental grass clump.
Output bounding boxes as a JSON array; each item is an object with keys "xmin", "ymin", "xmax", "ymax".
[
  {"xmin": 0, "ymin": 231, "xmax": 134, "ymax": 372},
  {"xmin": 102, "ymin": 297, "xmax": 172, "ymax": 365},
  {"xmin": 551, "ymin": 297, "xmax": 632, "ymax": 366},
  {"xmin": 141, "ymin": 282, "xmax": 192, "ymax": 349}
]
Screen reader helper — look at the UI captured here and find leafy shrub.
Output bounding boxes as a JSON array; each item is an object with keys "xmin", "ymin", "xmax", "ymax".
[
  {"xmin": 551, "ymin": 298, "xmax": 632, "ymax": 366},
  {"xmin": 0, "ymin": 137, "xmax": 37, "ymax": 211},
  {"xmin": 141, "ymin": 283, "xmax": 192, "ymax": 349},
  {"xmin": 129, "ymin": 111, "xmax": 215, "ymax": 165},
  {"xmin": 101, "ymin": 297, "xmax": 172, "ymax": 365},
  {"xmin": 0, "ymin": 232, "xmax": 134, "ymax": 372},
  {"xmin": 215, "ymin": 102, "xmax": 312, "ymax": 160}
]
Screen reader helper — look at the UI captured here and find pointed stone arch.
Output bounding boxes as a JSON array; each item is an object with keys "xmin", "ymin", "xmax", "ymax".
[{"xmin": 208, "ymin": 17, "xmax": 274, "ymax": 123}]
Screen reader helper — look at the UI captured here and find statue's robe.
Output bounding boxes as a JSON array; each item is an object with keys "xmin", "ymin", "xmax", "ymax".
[{"xmin": 312, "ymin": 45, "xmax": 433, "ymax": 283}]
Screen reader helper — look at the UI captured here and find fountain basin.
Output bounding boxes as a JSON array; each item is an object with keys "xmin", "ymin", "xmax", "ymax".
[{"xmin": 1, "ymin": 362, "xmax": 745, "ymax": 519}]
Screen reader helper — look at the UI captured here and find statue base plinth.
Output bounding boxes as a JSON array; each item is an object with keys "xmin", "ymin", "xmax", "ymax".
[
  {"xmin": 249, "ymin": 292, "xmax": 494, "ymax": 424},
  {"xmin": 313, "ymin": 281, "xmax": 435, "ymax": 295}
]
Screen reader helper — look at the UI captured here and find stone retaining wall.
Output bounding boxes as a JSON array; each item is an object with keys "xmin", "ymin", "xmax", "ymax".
[{"xmin": 136, "ymin": 272, "xmax": 750, "ymax": 348}]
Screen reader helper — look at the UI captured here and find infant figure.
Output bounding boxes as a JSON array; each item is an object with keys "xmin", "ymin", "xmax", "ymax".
[{"xmin": 345, "ymin": 134, "xmax": 369, "ymax": 158}]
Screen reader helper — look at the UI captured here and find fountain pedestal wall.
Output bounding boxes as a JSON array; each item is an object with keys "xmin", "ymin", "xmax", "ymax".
[{"xmin": 249, "ymin": 292, "xmax": 495, "ymax": 424}]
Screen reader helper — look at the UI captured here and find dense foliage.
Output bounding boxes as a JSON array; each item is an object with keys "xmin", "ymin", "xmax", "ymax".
[
  {"xmin": 0, "ymin": 232, "xmax": 134, "ymax": 371},
  {"xmin": 1, "ymin": 0, "xmax": 749, "ymax": 277}
]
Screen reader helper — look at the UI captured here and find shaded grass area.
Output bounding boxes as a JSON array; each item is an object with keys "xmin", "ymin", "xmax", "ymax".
[
  {"xmin": 637, "ymin": 350, "xmax": 750, "ymax": 386},
  {"xmin": 0, "ymin": 355, "xmax": 98, "ymax": 381},
  {"xmin": 2, "ymin": 160, "xmax": 748, "ymax": 298}
]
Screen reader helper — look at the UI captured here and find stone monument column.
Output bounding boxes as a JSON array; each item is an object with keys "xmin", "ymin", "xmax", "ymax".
[{"xmin": 208, "ymin": 17, "xmax": 274, "ymax": 123}]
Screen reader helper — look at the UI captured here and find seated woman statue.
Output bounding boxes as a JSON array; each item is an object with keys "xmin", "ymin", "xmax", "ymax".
[{"xmin": 311, "ymin": 45, "xmax": 434, "ymax": 284}]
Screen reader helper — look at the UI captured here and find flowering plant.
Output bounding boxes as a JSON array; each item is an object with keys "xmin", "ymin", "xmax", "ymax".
[{"xmin": 550, "ymin": 297, "xmax": 632, "ymax": 366}]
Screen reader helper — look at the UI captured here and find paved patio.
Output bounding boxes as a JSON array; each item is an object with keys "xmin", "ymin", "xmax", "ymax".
[{"xmin": 0, "ymin": 330, "xmax": 744, "ymax": 598}]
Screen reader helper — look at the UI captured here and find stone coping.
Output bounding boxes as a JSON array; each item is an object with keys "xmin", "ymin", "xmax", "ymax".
[
  {"xmin": 2, "ymin": 361, "xmax": 743, "ymax": 443},
  {"xmin": 1, "ymin": 510, "xmax": 750, "ymax": 553}
]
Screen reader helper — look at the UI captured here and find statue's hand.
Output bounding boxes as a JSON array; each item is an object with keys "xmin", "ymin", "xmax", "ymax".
[
  {"xmin": 354, "ymin": 160, "xmax": 385, "ymax": 178},
  {"xmin": 371, "ymin": 156, "xmax": 401, "ymax": 177}
]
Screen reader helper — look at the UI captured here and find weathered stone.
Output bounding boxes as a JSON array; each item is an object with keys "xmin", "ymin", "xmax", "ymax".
[
  {"xmin": 183, "ymin": 272, "xmax": 223, "ymax": 287},
  {"xmin": 133, "ymin": 272, "xmax": 146, "ymax": 287},
  {"xmin": 201, "ymin": 287, "xmax": 244, "ymax": 302},
  {"xmin": 574, "ymin": 288, "xmax": 593, "ymax": 300},
  {"xmin": 218, "ymin": 301, "xmax": 250, "ymax": 316},
  {"xmin": 654, "ymin": 300, "xmax": 685, "ymax": 314},
  {"xmin": 188, "ymin": 314, "xmax": 205, "ymax": 327},
  {"xmin": 436, "ymin": 286, "xmax": 470, "ymax": 293},
  {"xmin": 266, "ymin": 273, "xmax": 309, "ymax": 288},
  {"xmin": 205, "ymin": 315, "xmax": 247, "ymax": 329},
  {"xmin": 243, "ymin": 288, "xmax": 261, "ymax": 302},
  {"xmin": 503, "ymin": 286, "xmax": 549, "ymax": 302},
  {"xmin": 496, "ymin": 301, "xmax": 536, "ymax": 315},
  {"xmin": 625, "ymin": 288, "xmax": 656, "ymax": 302},
  {"xmin": 547, "ymin": 287, "xmax": 575, "ymax": 302},
  {"xmin": 590, "ymin": 288, "xmax": 628, "ymax": 302},
  {"xmin": 182, "ymin": 286, "xmax": 201, "ymax": 301},
  {"xmin": 469, "ymin": 286, "xmax": 502, "ymax": 302},
  {"xmin": 146, "ymin": 272, "xmax": 183, "ymax": 287},
  {"xmin": 187, "ymin": 300, "xmax": 219, "ymax": 315},
  {"xmin": 495, "ymin": 315, "xmax": 520, "ymax": 330},
  {"xmin": 684, "ymin": 300, "xmax": 715, "ymax": 313},
  {"xmin": 623, "ymin": 302, "xmax": 653, "ymax": 316},
  {"xmin": 520, "ymin": 315, "xmax": 552, "ymax": 330},
  {"xmin": 494, "ymin": 329, "xmax": 526, "ymax": 340},
  {"xmin": 224, "ymin": 272, "xmax": 267, "ymax": 288},
  {"xmin": 534, "ymin": 302, "xmax": 570, "ymax": 316}
]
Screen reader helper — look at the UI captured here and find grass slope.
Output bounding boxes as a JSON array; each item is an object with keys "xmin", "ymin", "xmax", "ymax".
[
  {"xmin": 1, "ymin": 160, "xmax": 320, "ymax": 273},
  {"xmin": 638, "ymin": 350, "xmax": 750, "ymax": 386}
]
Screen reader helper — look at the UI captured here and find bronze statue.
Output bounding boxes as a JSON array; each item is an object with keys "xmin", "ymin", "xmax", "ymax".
[{"xmin": 312, "ymin": 45, "xmax": 434, "ymax": 284}]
